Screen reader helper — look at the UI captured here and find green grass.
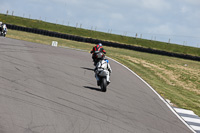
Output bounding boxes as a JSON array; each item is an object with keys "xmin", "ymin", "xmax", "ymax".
[
  {"xmin": 1, "ymin": 13, "xmax": 200, "ymax": 56},
  {"xmin": 7, "ymin": 30, "xmax": 200, "ymax": 116}
]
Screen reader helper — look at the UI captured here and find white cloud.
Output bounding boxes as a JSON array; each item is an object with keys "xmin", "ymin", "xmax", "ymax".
[
  {"xmin": 180, "ymin": 6, "xmax": 190, "ymax": 13},
  {"xmin": 183, "ymin": 0, "xmax": 200, "ymax": 6},
  {"xmin": 0, "ymin": 2, "xmax": 12, "ymax": 13},
  {"xmin": 110, "ymin": 13, "xmax": 124, "ymax": 20},
  {"xmin": 147, "ymin": 23, "xmax": 173, "ymax": 35},
  {"xmin": 143, "ymin": 0, "xmax": 170, "ymax": 10}
]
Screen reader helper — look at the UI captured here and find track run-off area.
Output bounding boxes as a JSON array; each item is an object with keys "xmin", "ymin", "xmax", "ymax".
[{"xmin": 0, "ymin": 37, "xmax": 194, "ymax": 133}]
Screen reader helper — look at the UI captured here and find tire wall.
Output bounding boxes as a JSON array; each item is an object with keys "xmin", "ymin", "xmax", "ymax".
[{"xmin": 6, "ymin": 24, "xmax": 200, "ymax": 61}]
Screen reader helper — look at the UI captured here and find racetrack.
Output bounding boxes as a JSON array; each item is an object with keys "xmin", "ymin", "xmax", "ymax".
[{"xmin": 0, "ymin": 37, "xmax": 193, "ymax": 133}]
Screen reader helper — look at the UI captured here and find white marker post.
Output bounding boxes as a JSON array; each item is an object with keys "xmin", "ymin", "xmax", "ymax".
[{"xmin": 52, "ymin": 41, "xmax": 58, "ymax": 47}]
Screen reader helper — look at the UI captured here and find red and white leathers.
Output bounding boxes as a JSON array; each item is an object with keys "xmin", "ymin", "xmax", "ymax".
[{"xmin": 90, "ymin": 44, "xmax": 106, "ymax": 57}]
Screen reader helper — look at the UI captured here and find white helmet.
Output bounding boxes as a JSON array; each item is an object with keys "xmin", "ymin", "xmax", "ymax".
[{"xmin": 98, "ymin": 43, "xmax": 102, "ymax": 46}]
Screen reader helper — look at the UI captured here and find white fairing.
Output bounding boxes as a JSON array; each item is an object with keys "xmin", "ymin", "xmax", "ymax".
[
  {"xmin": 100, "ymin": 61, "xmax": 108, "ymax": 69},
  {"xmin": 95, "ymin": 59, "xmax": 112, "ymax": 83},
  {"xmin": 3, "ymin": 25, "xmax": 6, "ymax": 29},
  {"xmin": 98, "ymin": 70, "xmax": 109, "ymax": 77}
]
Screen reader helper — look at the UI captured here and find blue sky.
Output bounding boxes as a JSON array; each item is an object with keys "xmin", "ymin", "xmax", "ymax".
[{"xmin": 1, "ymin": 0, "xmax": 200, "ymax": 47}]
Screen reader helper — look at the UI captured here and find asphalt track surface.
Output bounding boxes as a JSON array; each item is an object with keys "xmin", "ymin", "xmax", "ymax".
[{"xmin": 0, "ymin": 37, "xmax": 193, "ymax": 133}]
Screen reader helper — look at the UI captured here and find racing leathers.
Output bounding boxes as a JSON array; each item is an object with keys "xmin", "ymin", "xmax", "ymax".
[{"xmin": 90, "ymin": 44, "xmax": 106, "ymax": 62}]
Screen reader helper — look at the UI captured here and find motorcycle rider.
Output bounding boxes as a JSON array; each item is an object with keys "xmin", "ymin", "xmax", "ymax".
[
  {"xmin": 1, "ymin": 23, "xmax": 7, "ymax": 36},
  {"xmin": 2, "ymin": 24, "xmax": 7, "ymax": 32},
  {"xmin": 94, "ymin": 58, "xmax": 112, "ymax": 86},
  {"xmin": 90, "ymin": 43, "xmax": 106, "ymax": 64}
]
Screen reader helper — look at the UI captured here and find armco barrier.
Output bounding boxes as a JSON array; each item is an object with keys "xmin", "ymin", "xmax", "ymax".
[{"xmin": 6, "ymin": 24, "xmax": 200, "ymax": 61}]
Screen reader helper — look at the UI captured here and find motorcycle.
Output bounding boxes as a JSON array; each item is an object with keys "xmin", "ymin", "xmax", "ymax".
[
  {"xmin": 97, "ymin": 69, "xmax": 110, "ymax": 92},
  {"xmin": 1, "ymin": 29, "xmax": 6, "ymax": 37},
  {"xmin": 94, "ymin": 59, "xmax": 111, "ymax": 92},
  {"xmin": 0, "ymin": 24, "xmax": 7, "ymax": 37},
  {"xmin": 93, "ymin": 51, "xmax": 105, "ymax": 66}
]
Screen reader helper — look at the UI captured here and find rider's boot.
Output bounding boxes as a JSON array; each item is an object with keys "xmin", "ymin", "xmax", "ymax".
[
  {"xmin": 106, "ymin": 75, "xmax": 111, "ymax": 85},
  {"xmin": 95, "ymin": 74, "xmax": 100, "ymax": 86}
]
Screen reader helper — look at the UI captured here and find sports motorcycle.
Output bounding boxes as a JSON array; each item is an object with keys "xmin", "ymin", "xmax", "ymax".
[
  {"xmin": 93, "ymin": 51, "xmax": 105, "ymax": 66},
  {"xmin": 96, "ymin": 68, "xmax": 110, "ymax": 92},
  {"xmin": 1, "ymin": 29, "xmax": 6, "ymax": 37}
]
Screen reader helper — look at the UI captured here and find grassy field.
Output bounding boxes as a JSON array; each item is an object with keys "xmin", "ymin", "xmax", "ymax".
[
  {"xmin": 6, "ymin": 30, "xmax": 200, "ymax": 116},
  {"xmin": 1, "ymin": 13, "xmax": 200, "ymax": 56}
]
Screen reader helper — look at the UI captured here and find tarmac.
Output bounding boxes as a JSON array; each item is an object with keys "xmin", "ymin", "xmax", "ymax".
[{"xmin": 0, "ymin": 37, "xmax": 194, "ymax": 133}]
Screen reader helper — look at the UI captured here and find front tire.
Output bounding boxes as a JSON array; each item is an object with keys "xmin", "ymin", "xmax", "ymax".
[{"xmin": 100, "ymin": 78, "xmax": 107, "ymax": 92}]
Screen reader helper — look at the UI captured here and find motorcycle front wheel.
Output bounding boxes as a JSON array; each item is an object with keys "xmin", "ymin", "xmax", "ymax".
[{"xmin": 100, "ymin": 78, "xmax": 107, "ymax": 92}]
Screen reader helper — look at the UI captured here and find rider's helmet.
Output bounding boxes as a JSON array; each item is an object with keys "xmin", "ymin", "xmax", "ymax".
[{"xmin": 98, "ymin": 43, "xmax": 102, "ymax": 46}]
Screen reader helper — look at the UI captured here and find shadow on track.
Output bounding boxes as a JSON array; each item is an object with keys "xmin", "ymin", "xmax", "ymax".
[
  {"xmin": 81, "ymin": 67, "xmax": 94, "ymax": 71},
  {"xmin": 83, "ymin": 86, "xmax": 102, "ymax": 92}
]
